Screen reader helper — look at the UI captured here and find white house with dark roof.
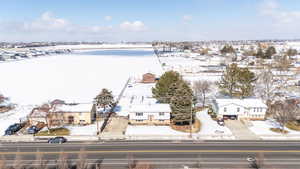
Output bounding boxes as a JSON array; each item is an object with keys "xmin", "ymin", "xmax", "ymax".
[{"xmin": 213, "ymin": 98, "xmax": 268, "ymax": 120}]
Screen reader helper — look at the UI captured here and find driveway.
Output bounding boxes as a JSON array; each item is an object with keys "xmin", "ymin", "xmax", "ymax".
[{"xmin": 225, "ymin": 120, "xmax": 259, "ymax": 140}]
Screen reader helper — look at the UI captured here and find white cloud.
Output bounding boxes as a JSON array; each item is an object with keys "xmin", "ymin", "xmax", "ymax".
[
  {"xmin": 260, "ymin": 0, "xmax": 300, "ymax": 24},
  {"xmin": 183, "ymin": 15, "xmax": 192, "ymax": 22},
  {"xmin": 120, "ymin": 21, "xmax": 146, "ymax": 32},
  {"xmin": 104, "ymin": 16, "xmax": 112, "ymax": 21},
  {"xmin": 23, "ymin": 12, "xmax": 70, "ymax": 32}
]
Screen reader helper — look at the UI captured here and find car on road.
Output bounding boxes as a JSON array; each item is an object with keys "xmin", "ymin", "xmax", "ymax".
[
  {"xmin": 48, "ymin": 137, "xmax": 67, "ymax": 144},
  {"xmin": 246, "ymin": 155, "xmax": 256, "ymax": 162}
]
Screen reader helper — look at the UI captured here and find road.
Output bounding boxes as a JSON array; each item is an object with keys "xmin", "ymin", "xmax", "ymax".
[{"xmin": 0, "ymin": 140, "xmax": 300, "ymax": 169}]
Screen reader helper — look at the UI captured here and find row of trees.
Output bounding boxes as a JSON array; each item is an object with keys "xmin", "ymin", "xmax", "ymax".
[{"xmin": 152, "ymin": 71, "xmax": 194, "ymax": 125}]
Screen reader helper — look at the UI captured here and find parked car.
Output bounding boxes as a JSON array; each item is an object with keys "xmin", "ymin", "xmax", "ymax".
[
  {"xmin": 4, "ymin": 123, "xmax": 25, "ymax": 135},
  {"xmin": 48, "ymin": 137, "xmax": 67, "ymax": 144},
  {"xmin": 230, "ymin": 116, "xmax": 237, "ymax": 120},
  {"xmin": 217, "ymin": 119, "xmax": 225, "ymax": 126},
  {"xmin": 27, "ymin": 122, "xmax": 45, "ymax": 134}
]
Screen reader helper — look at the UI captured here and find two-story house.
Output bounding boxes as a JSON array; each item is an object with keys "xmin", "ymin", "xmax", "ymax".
[
  {"xmin": 129, "ymin": 103, "xmax": 171, "ymax": 125},
  {"xmin": 213, "ymin": 98, "xmax": 268, "ymax": 120}
]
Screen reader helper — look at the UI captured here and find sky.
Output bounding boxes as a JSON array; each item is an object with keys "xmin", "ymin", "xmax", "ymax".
[{"xmin": 0, "ymin": 0, "xmax": 300, "ymax": 42}]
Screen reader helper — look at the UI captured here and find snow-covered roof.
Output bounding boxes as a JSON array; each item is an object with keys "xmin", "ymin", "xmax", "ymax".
[
  {"xmin": 215, "ymin": 98, "xmax": 267, "ymax": 108},
  {"xmin": 55, "ymin": 103, "xmax": 93, "ymax": 112},
  {"xmin": 130, "ymin": 104, "xmax": 171, "ymax": 113}
]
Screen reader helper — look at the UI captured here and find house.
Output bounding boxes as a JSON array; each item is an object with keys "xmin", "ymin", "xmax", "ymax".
[
  {"xmin": 141, "ymin": 73, "xmax": 156, "ymax": 83},
  {"xmin": 129, "ymin": 104, "xmax": 171, "ymax": 125},
  {"xmin": 213, "ymin": 98, "xmax": 268, "ymax": 120},
  {"xmin": 28, "ymin": 107, "xmax": 48, "ymax": 125},
  {"xmin": 51, "ymin": 103, "xmax": 95, "ymax": 125}
]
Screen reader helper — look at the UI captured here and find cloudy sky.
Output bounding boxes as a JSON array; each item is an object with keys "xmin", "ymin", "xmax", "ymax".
[{"xmin": 0, "ymin": 0, "xmax": 299, "ymax": 42}]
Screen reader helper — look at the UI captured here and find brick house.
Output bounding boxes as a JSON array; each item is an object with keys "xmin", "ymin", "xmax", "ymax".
[{"xmin": 141, "ymin": 73, "xmax": 156, "ymax": 83}]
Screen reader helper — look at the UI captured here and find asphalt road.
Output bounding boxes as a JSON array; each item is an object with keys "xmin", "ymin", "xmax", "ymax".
[{"xmin": 1, "ymin": 140, "xmax": 300, "ymax": 169}]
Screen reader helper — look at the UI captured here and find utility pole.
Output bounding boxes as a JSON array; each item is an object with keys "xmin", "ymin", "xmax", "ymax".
[{"xmin": 190, "ymin": 97, "xmax": 193, "ymax": 138}]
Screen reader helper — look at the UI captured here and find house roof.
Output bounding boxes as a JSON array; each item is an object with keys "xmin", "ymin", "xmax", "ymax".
[
  {"xmin": 215, "ymin": 98, "xmax": 267, "ymax": 108},
  {"xmin": 130, "ymin": 104, "xmax": 171, "ymax": 113},
  {"xmin": 55, "ymin": 103, "xmax": 93, "ymax": 113}
]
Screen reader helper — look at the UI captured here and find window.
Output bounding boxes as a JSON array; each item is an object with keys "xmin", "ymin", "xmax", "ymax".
[
  {"xmin": 224, "ymin": 107, "xmax": 227, "ymax": 112},
  {"xmin": 159, "ymin": 112, "xmax": 164, "ymax": 116},
  {"xmin": 159, "ymin": 120, "xmax": 164, "ymax": 122},
  {"xmin": 253, "ymin": 108, "xmax": 256, "ymax": 112},
  {"xmin": 237, "ymin": 107, "xmax": 240, "ymax": 112},
  {"xmin": 136, "ymin": 112, "xmax": 143, "ymax": 116}
]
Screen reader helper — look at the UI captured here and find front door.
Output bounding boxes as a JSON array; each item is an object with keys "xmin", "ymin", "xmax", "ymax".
[{"xmin": 68, "ymin": 116, "xmax": 74, "ymax": 124}]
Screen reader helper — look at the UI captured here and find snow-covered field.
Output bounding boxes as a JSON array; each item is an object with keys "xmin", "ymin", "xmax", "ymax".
[
  {"xmin": 0, "ymin": 50, "xmax": 163, "ymax": 105},
  {"xmin": 0, "ymin": 48, "xmax": 162, "ymax": 135}
]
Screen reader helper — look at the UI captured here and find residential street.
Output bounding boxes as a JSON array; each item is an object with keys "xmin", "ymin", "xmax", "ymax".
[{"xmin": 1, "ymin": 141, "xmax": 300, "ymax": 168}]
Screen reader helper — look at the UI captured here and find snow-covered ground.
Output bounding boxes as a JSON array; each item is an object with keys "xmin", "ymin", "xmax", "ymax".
[
  {"xmin": 66, "ymin": 122, "xmax": 103, "ymax": 136},
  {"xmin": 249, "ymin": 120, "xmax": 300, "ymax": 139},
  {"xmin": 0, "ymin": 105, "xmax": 34, "ymax": 135},
  {"xmin": 196, "ymin": 109, "xmax": 232, "ymax": 135},
  {"xmin": 0, "ymin": 50, "xmax": 163, "ymax": 105}
]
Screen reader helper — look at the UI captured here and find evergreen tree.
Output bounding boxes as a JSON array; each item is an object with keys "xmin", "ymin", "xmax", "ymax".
[
  {"xmin": 152, "ymin": 71, "xmax": 182, "ymax": 103},
  {"xmin": 237, "ymin": 68, "xmax": 257, "ymax": 98},
  {"xmin": 218, "ymin": 63, "xmax": 240, "ymax": 96},
  {"xmin": 219, "ymin": 64, "xmax": 256, "ymax": 97},
  {"xmin": 264, "ymin": 46, "xmax": 276, "ymax": 59},
  {"xmin": 220, "ymin": 45, "xmax": 235, "ymax": 55},
  {"xmin": 286, "ymin": 48, "xmax": 298, "ymax": 57},
  {"xmin": 95, "ymin": 88, "xmax": 114, "ymax": 112},
  {"xmin": 256, "ymin": 48, "xmax": 264, "ymax": 58},
  {"xmin": 170, "ymin": 82, "xmax": 194, "ymax": 125}
]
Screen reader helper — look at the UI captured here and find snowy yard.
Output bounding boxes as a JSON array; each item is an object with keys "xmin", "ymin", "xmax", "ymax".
[
  {"xmin": 66, "ymin": 122, "xmax": 103, "ymax": 136},
  {"xmin": 249, "ymin": 120, "xmax": 300, "ymax": 139}
]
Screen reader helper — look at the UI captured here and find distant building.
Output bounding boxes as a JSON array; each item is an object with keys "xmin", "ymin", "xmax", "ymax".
[
  {"xmin": 129, "ymin": 104, "xmax": 171, "ymax": 125},
  {"xmin": 141, "ymin": 73, "xmax": 156, "ymax": 83},
  {"xmin": 213, "ymin": 98, "xmax": 267, "ymax": 120}
]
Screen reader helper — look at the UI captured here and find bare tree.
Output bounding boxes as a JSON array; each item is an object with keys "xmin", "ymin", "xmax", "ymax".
[
  {"xmin": 270, "ymin": 100, "xmax": 299, "ymax": 132},
  {"xmin": 77, "ymin": 148, "xmax": 88, "ymax": 169},
  {"xmin": 256, "ymin": 65, "xmax": 275, "ymax": 103},
  {"xmin": 34, "ymin": 149, "xmax": 48, "ymax": 169},
  {"xmin": 13, "ymin": 153, "xmax": 24, "ymax": 169},
  {"xmin": 193, "ymin": 80, "xmax": 211, "ymax": 107},
  {"xmin": 0, "ymin": 155, "xmax": 6, "ymax": 169},
  {"xmin": 256, "ymin": 152, "xmax": 264, "ymax": 169},
  {"xmin": 57, "ymin": 152, "xmax": 70, "ymax": 169}
]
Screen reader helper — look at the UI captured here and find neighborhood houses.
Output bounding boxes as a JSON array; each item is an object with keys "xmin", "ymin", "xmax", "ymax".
[{"xmin": 2, "ymin": 41, "xmax": 300, "ymax": 141}]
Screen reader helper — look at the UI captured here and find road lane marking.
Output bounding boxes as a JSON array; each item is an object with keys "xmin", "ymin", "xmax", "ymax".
[{"xmin": 1, "ymin": 150, "xmax": 300, "ymax": 155}]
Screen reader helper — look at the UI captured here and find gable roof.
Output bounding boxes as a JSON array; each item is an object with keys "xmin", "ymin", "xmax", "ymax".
[
  {"xmin": 130, "ymin": 104, "xmax": 171, "ymax": 113},
  {"xmin": 215, "ymin": 98, "xmax": 267, "ymax": 108}
]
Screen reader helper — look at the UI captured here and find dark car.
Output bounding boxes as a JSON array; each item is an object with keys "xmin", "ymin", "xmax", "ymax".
[
  {"xmin": 27, "ymin": 126, "xmax": 39, "ymax": 134},
  {"xmin": 48, "ymin": 137, "xmax": 67, "ymax": 144},
  {"xmin": 4, "ymin": 123, "xmax": 24, "ymax": 135}
]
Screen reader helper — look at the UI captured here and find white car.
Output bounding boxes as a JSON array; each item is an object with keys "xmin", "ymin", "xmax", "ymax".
[{"xmin": 246, "ymin": 155, "xmax": 256, "ymax": 162}]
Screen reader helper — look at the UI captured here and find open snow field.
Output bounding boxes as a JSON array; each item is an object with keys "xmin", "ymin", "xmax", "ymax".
[
  {"xmin": 0, "ymin": 50, "xmax": 163, "ymax": 105},
  {"xmin": 0, "ymin": 48, "xmax": 162, "ymax": 134}
]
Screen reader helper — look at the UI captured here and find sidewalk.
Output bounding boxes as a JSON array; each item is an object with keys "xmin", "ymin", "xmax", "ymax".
[{"xmin": 225, "ymin": 120, "xmax": 260, "ymax": 140}]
